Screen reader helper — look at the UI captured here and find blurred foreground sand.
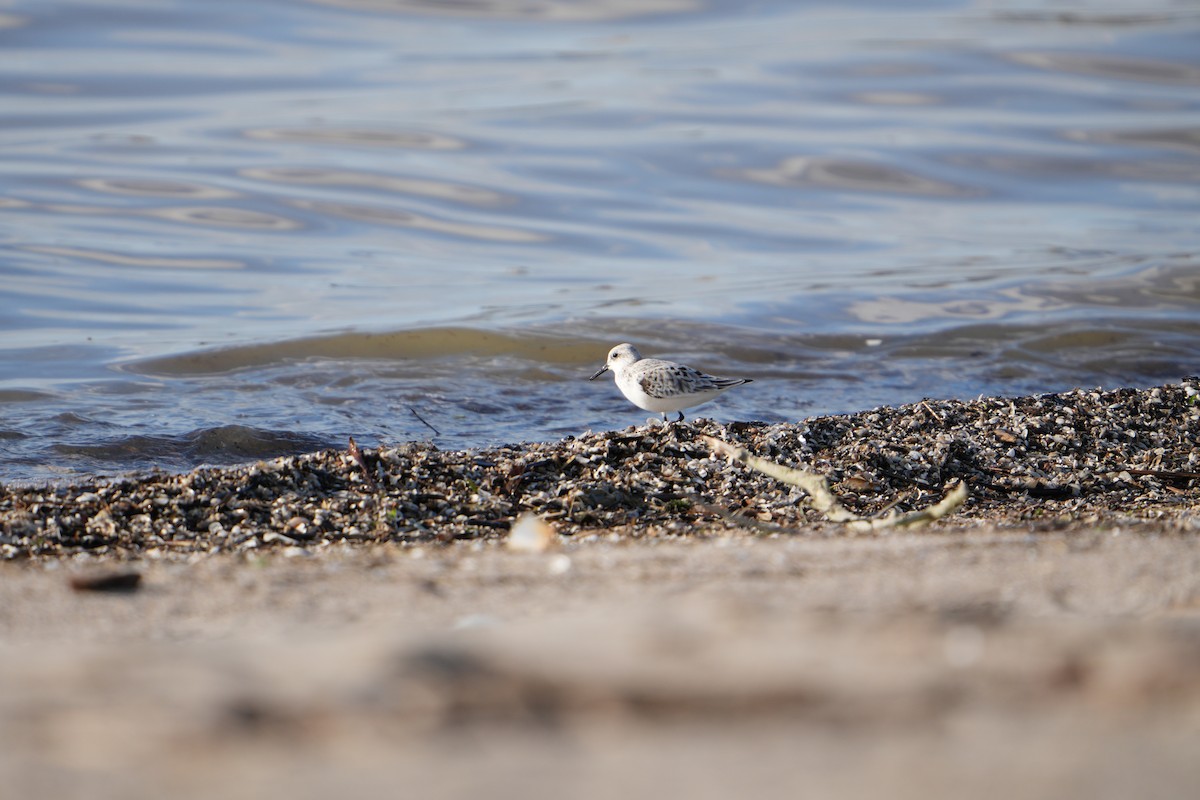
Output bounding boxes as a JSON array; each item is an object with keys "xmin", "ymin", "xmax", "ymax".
[{"xmin": 2, "ymin": 526, "xmax": 1198, "ymax": 799}]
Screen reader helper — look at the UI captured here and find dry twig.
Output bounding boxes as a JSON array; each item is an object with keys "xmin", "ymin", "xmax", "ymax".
[
  {"xmin": 409, "ymin": 406, "xmax": 440, "ymax": 436},
  {"xmin": 703, "ymin": 435, "xmax": 967, "ymax": 532}
]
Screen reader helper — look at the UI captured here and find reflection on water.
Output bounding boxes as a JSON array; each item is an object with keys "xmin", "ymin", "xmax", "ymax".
[
  {"xmin": 77, "ymin": 178, "xmax": 240, "ymax": 199},
  {"xmin": 849, "ymin": 256, "xmax": 1200, "ymax": 325},
  {"xmin": 1, "ymin": 0, "xmax": 1198, "ymax": 482},
  {"xmin": 240, "ymin": 167, "xmax": 511, "ymax": 206},
  {"xmin": 288, "ymin": 198, "xmax": 546, "ymax": 241},
  {"xmin": 243, "ymin": 128, "xmax": 465, "ymax": 150},
  {"xmin": 142, "ymin": 206, "xmax": 305, "ymax": 231},
  {"xmin": 943, "ymin": 153, "xmax": 1200, "ymax": 184},
  {"xmin": 1068, "ymin": 127, "xmax": 1200, "ymax": 154},
  {"xmin": 306, "ymin": 0, "xmax": 699, "ymax": 22},
  {"xmin": 25, "ymin": 245, "xmax": 244, "ymax": 270},
  {"xmin": 1008, "ymin": 51, "xmax": 1200, "ymax": 85},
  {"xmin": 726, "ymin": 156, "xmax": 976, "ymax": 197}
]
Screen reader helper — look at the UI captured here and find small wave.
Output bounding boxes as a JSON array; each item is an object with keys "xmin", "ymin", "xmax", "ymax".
[
  {"xmin": 239, "ymin": 167, "xmax": 510, "ymax": 207},
  {"xmin": 288, "ymin": 198, "xmax": 545, "ymax": 242},
  {"xmin": 25, "ymin": 245, "xmax": 244, "ymax": 270},
  {"xmin": 127, "ymin": 327, "xmax": 608, "ymax": 376},
  {"xmin": 1009, "ymin": 51, "xmax": 1200, "ymax": 86},
  {"xmin": 722, "ymin": 156, "xmax": 977, "ymax": 198},
  {"xmin": 243, "ymin": 127, "xmax": 464, "ymax": 150},
  {"xmin": 1065, "ymin": 127, "xmax": 1200, "ymax": 156},
  {"xmin": 52, "ymin": 425, "xmax": 334, "ymax": 470},
  {"xmin": 303, "ymin": 0, "xmax": 697, "ymax": 22},
  {"xmin": 0, "ymin": 389, "xmax": 52, "ymax": 403},
  {"xmin": 143, "ymin": 206, "xmax": 305, "ymax": 231},
  {"xmin": 76, "ymin": 177, "xmax": 239, "ymax": 200}
]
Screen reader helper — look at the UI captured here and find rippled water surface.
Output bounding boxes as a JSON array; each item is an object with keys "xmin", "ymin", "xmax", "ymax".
[{"xmin": 2, "ymin": 0, "xmax": 1199, "ymax": 482}]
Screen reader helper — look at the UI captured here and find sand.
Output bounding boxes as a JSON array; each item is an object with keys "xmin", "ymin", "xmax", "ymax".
[{"xmin": 2, "ymin": 523, "xmax": 1199, "ymax": 800}]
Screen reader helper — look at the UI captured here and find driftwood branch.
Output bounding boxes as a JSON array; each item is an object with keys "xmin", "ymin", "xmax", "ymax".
[{"xmin": 703, "ymin": 435, "xmax": 968, "ymax": 532}]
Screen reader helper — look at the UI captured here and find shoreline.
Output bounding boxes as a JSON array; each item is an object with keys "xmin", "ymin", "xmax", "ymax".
[{"xmin": 3, "ymin": 379, "xmax": 1199, "ymax": 560}]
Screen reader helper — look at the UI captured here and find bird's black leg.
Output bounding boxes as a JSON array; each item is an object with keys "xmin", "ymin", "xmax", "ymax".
[{"xmin": 675, "ymin": 411, "xmax": 685, "ymax": 423}]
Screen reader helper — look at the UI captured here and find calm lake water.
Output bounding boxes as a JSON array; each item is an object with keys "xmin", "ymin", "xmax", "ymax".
[{"xmin": 2, "ymin": 0, "xmax": 1199, "ymax": 483}]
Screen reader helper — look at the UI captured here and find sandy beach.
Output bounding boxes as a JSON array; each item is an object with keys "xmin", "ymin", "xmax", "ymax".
[{"xmin": 2, "ymin": 382, "xmax": 1198, "ymax": 799}]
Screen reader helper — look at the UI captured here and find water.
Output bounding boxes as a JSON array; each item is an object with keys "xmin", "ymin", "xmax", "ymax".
[{"xmin": 1, "ymin": 0, "xmax": 1198, "ymax": 483}]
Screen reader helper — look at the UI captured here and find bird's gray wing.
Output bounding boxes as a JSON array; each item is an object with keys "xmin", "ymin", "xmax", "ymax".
[{"xmin": 637, "ymin": 362, "xmax": 709, "ymax": 398}]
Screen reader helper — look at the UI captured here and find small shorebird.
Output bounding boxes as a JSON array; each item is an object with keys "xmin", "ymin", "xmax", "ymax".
[{"xmin": 589, "ymin": 342, "xmax": 752, "ymax": 422}]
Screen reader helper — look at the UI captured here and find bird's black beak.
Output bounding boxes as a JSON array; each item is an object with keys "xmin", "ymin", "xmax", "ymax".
[{"xmin": 589, "ymin": 365, "xmax": 609, "ymax": 381}]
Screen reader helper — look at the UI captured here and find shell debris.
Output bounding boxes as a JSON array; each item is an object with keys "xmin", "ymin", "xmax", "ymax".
[{"xmin": 0, "ymin": 378, "xmax": 1197, "ymax": 559}]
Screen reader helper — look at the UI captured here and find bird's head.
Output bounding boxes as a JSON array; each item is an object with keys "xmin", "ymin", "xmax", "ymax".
[{"xmin": 589, "ymin": 342, "xmax": 642, "ymax": 380}]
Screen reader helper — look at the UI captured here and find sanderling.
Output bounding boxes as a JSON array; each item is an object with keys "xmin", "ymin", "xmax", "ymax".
[{"xmin": 589, "ymin": 342, "xmax": 752, "ymax": 422}]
